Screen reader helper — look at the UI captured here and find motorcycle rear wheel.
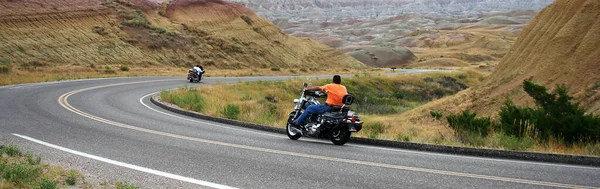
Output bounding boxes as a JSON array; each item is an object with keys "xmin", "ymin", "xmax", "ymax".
[
  {"xmin": 331, "ymin": 127, "xmax": 351, "ymax": 145},
  {"xmin": 286, "ymin": 117, "xmax": 302, "ymax": 140}
]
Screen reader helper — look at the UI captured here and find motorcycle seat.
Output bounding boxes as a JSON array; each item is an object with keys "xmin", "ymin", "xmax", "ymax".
[
  {"xmin": 323, "ymin": 112, "xmax": 345, "ymax": 119},
  {"xmin": 330, "ymin": 106, "xmax": 350, "ymax": 112}
]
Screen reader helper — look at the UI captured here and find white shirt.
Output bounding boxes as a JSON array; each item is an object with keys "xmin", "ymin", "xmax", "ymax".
[{"xmin": 193, "ymin": 67, "xmax": 203, "ymax": 73}]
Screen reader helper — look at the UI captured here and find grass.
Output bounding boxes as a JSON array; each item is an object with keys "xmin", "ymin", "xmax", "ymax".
[
  {"xmin": 162, "ymin": 72, "xmax": 479, "ymax": 139},
  {"xmin": 0, "ymin": 145, "xmax": 139, "ymax": 188}
]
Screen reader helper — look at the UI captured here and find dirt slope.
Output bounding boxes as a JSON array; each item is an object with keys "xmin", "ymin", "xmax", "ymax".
[
  {"xmin": 0, "ymin": 0, "xmax": 364, "ymax": 75},
  {"xmin": 409, "ymin": 0, "xmax": 600, "ymax": 118}
]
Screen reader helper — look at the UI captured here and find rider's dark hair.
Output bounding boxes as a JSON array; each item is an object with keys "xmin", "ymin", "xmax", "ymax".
[
  {"xmin": 333, "ymin": 75, "xmax": 341, "ymax": 84},
  {"xmin": 196, "ymin": 65, "xmax": 200, "ymax": 67}
]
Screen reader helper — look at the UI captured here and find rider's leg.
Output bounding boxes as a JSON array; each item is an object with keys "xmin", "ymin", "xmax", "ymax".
[{"xmin": 295, "ymin": 104, "xmax": 331, "ymax": 126}]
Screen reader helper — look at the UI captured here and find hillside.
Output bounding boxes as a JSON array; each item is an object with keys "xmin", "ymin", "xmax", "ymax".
[
  {"xmin": 0, "ymin": 0, "xmax": 365, "ymax": 85},
  {"xmin": 411, "ymin": 0, "xmax": 600, "ymax": 118}
]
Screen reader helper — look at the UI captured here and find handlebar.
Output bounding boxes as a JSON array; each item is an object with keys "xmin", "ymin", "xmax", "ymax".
[{"xmin": 303, "ymin": 90, "xmax": 326, "ymax": 97}]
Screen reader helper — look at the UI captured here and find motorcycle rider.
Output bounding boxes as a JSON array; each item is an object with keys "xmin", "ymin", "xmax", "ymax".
[
  {"xmin": 192, "ymin": 65, "xmax": 204, "ymax": 80},
  {"xmin": 294, "ymin": 75, "xmax": 347, "ymax": 127}
]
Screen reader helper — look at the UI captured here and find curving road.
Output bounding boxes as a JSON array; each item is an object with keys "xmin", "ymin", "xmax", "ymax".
[{"xmin": 0, "ymin": 73, "xmax": 599, "ymax": 189}]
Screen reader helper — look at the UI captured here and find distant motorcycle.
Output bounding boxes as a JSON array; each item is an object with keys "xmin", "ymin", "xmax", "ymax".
[
  {"xmin": 286, "ymin": 83, "xmax": 363, "ymax": 145},
  {"xmin": 187, "ymin": 69, "xmax": 204, "ymax": 83}
]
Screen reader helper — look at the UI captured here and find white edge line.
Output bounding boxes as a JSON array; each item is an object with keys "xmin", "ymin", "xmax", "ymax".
[{"xmin": 12, "ymin": 133, "xmax": 238, "ymax": 189}]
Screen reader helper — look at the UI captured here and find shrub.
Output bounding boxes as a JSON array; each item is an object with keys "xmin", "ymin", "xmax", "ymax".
[
  {"xmin": 270, "ymin": 67, "xmax": 280, "ymax": 71},
  {"xmin": 3, "ymin": 163, "xmax": 42, "ymax": 185},
  {"xmin": 289, "ymin": 69, "xmax": 296, "ymax": 74},
  {"xmin": 252, "ymin": 26, "xmax": 261, "ymax": 33},
  {"xmin": 430, "ymin": 110, "xmax": 443, "ymax": 120},
  {"xmin": 104, "ymin": 68, "xmax": 116, "ymax": 74},
  {"xmin": 498, "ymin": 99, "xmax": 538, "ymax": 138},
  {"xmin": 1, "ymin": 145, "xmax": 21, "ymax": 156},
  {"xmin": 65, "ymin": 171, "xmax": 77, "ymax": 185},
  {"xmin": 39, "ymin": 178, "xmax": 57, "ymax": 189},
  {"xmin": 299, "ymin": 68, "xmax": 307, "ymax": 72},
  {"xmin": 498, "ymin": 80, "xmax": 600, "ymax": 143},
  {"xmin": 221, "ymin": 103, "xmax": 241, "ymax": 120},
  {"xmin": 240, "ymin": 15, "xmax": 253, "ymax": 25},
  {"xmin": 116, "ymin": 181, "xmax": 139, "ymax": 189},
  {"xmin": 120, "ymin": 65, "xmax": 130, "ymax": 71},
  {"xmin": 92, "ymin": 26, "xmax": 109, "ymax": 36},
  {"xmin": 0, "ymin": 65, "xmax": 11, "ymax": 73},
  {"xmin": 25, "ymin": 152, "xmax": 41, "ymax": 165},
  {"xmin": 446, "ymin": 110, "xmax": 493, "ymax": 137}
]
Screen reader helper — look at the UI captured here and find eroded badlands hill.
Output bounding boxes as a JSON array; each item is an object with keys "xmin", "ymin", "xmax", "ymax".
[
  {"xmin": 416, "ymin": 0, "xmax": 600, "ymax": 116},
  {"xmin": 0, "ymin": 0, "xmax": 364, "ymax": 80}
]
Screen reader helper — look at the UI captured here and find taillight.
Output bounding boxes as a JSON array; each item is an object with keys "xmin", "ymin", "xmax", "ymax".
[{"xmin": 359, "ymin": 122, "xmax": 363, "ymax": 126}]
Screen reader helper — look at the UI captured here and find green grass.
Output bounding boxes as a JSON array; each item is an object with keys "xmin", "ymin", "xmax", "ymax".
[
  {"xmin": 363, "ymin": 122, "xmax": 389, "ymax": 139},
  {"xmin": 116, "ymin": 181, "xmax": 140, "ymax": 189},
  {"xmin": 161, "ymin": 88, "xmax": 206, "ymax": 112},
  {"xmin": 221, "ymin": 103, "xmax": 241, "ymax": 120},
  {"xmin": 0, "ymin": 145, "xmax": 138, "ymax": 188}
]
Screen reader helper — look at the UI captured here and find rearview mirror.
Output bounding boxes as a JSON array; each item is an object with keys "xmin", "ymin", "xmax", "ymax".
[{"xmin": 303, "ymin": 83, "xmax": 308, "ymax": 88}]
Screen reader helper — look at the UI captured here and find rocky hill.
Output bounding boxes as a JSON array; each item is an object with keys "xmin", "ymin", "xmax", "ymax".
[
  {"xmin": 417, "ymin": 0, "xmax": 600, "ymax": 116},
  {"xmin": 0, "ymin": 0, "xmax": 364, "ymax": 78},
  {"xmin": 230, "ymin": 0, "xmax": 554, "ymax": 21}
]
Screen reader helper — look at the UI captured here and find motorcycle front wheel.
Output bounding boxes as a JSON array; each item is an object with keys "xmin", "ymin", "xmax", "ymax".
[
  {"xmin": 331, "ymin": 126, "xmax": 351, "ymax": 145},
  {"xmin": 286, "ymin": 117, "xmax": 302, "ymax": 140}
]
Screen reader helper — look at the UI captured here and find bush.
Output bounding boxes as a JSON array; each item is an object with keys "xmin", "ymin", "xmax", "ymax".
[
  {"xmin": 65, "ymin": 170, "xmax": 78, "ymax": 185},
  {"xmin": 116, "ymin": 181, "xmax": 139, "ymax": 189},
  {"xmin": 104, "ymin": 68, "xmax": 116, "ymax": 74},
  {"xmin": 240, "ymin": 15, "xmax": 253, "ymax": 25},
  {"xmin": 299, "ymin": 68, "xmax": 307, "ymax": 72},
  {"xmin": 120, "ymin": 65, "xmax": 130, "ymax": 71},
  {"xmin": 430, "ymin": 110, "xmax": 443, "ymax": 120},
  {"xmin": 0, "ymin": 65, "xmax": 11, "ymax": 73},
  {"xmin": 446, "ymin": 110, "xmax": 493, "ymax": 137},
  {"xmin": 3, "ymin": 163, "xmax": 42, "ymax": 185},
  {"xmin": 1, "ymin": 145, "xmax": 21, "ymax": 156},
  {"xmin": 270, "ymin": 67, "xmax": 280, "ymax": 71},
  {"xmin": 25, "ymin": 152, "xmax": 41, "ymax": 165},
  {"xmin": 39, "ymin": 178, "xmax": 57, "ymax": 189},
  {"xmin": 498, "ymin": 80, "xmax": 600, "ymax": 143},
  {"xmin": 221, "ymin": 103, "xmax": 241, "ymax": 120}
]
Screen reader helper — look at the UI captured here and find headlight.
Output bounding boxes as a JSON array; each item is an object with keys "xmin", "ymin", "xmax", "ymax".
[{"xmin": 293, "ymin": 99, "xmax": 300, "ymax": 104}]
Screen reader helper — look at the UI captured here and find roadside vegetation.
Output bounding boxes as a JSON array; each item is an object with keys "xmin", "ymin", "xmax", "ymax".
[
  {"xmin": 440, "ymin": 80, "xmax": 600, "ymax": 155},
  {"xmin": 161, "ymin": 72, "xmax": 600, "ymax": 156},
  {"xmin": 160, "ymin": 71, "xmax": 480, "ymax": 141},
  {"xmin": 0, "ymin": 145, "xmax": 140, "ymax": 189}
]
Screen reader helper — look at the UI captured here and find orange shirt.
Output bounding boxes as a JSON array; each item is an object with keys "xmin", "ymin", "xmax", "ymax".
[{"xmin": 321, "ymin": 83, "xmax": 348, "ymax": 106}]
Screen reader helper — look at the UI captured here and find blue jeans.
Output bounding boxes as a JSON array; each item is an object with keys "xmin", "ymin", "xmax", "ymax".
[{"xmin": 295, "ymin": 104, "xmax": 332, "ymax": 126}]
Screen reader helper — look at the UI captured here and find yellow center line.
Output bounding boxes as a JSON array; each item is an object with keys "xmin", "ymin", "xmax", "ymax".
[{"xmin": 57, "ymin": 80, "xmax": 597, "ymax": 189}]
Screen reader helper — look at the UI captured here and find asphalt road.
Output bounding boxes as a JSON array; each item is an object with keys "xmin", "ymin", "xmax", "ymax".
[{"xmin": 1, "ymin": 72, "xmax": 599, "ymax": 189}]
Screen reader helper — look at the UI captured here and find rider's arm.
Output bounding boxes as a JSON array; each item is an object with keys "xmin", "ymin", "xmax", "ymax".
[{"xmin": 304, "ymin": 86, "xmax": 322, "ymax": 91}]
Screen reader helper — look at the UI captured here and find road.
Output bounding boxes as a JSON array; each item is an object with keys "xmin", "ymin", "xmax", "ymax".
[{"xmin": 0, "ymin": 73, "xmax": 598, "ymax": 188}]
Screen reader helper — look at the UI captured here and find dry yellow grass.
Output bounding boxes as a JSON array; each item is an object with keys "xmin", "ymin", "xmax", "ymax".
[{"xmin": 178, "ymin": 72, "xmax": 479, "ymax": 144}]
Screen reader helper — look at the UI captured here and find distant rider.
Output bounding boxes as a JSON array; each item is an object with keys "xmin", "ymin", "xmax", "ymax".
[
  {"xmin": 295, "ymin": 75, "xmax": 347, "ymax": 126},
  {"xmin": 192, "ymin": 65, "xmax": 204, "ymax": 80}
]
